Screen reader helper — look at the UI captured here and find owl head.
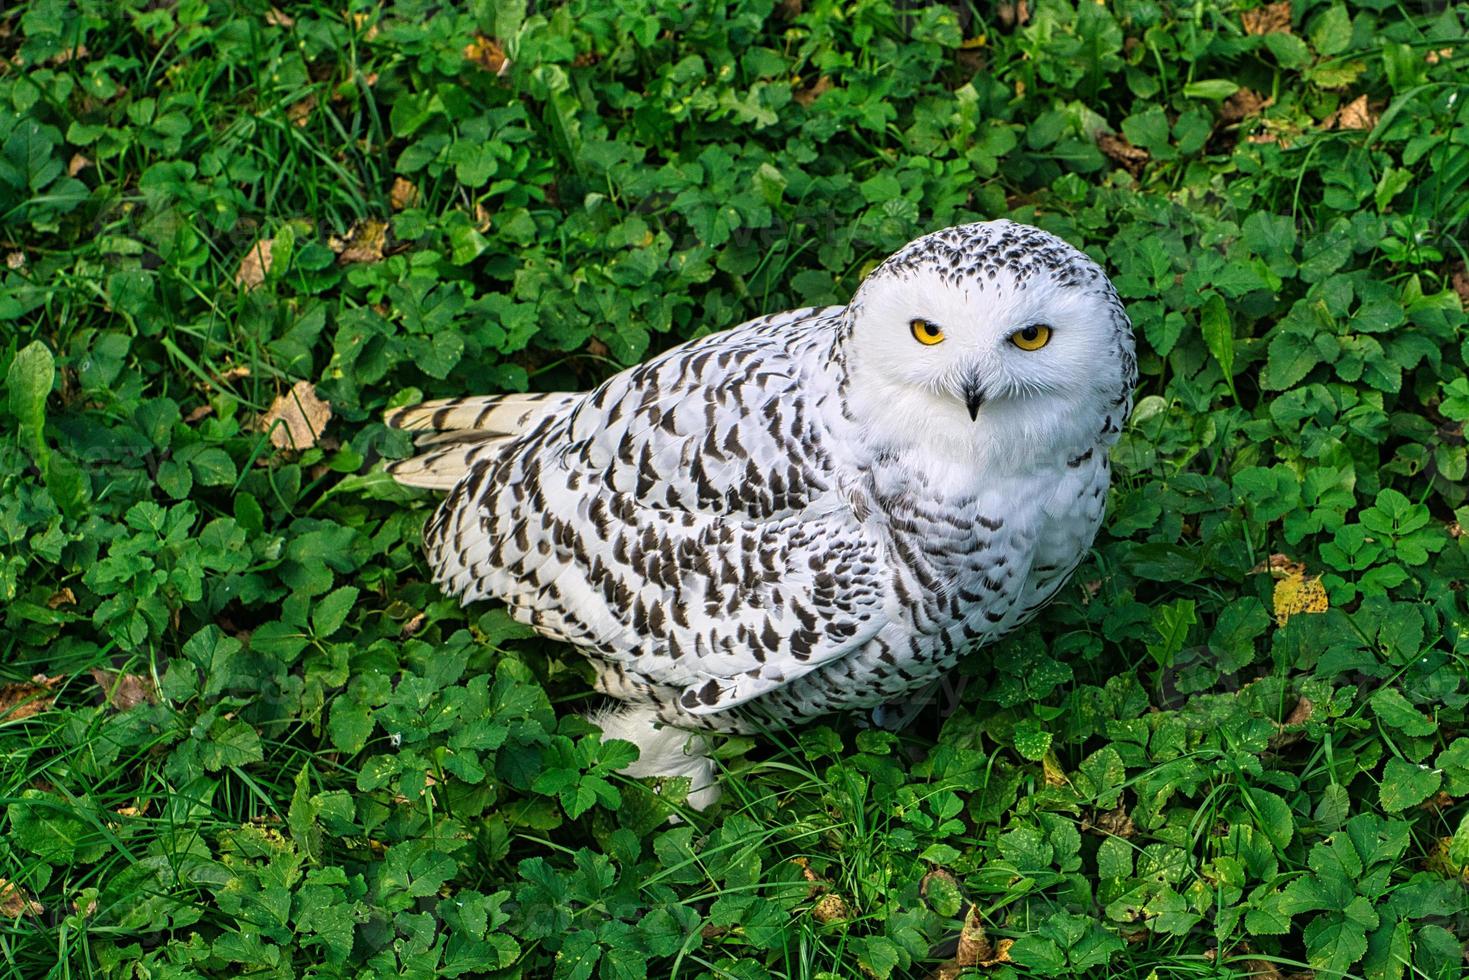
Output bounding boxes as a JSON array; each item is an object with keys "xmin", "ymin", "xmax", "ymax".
[{"xmin": 841, "ymin": 220, "xmax": 1136, "ymax": 470}]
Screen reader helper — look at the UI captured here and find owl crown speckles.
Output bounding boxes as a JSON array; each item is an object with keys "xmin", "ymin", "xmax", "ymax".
[{"xmin": 384, "ymin": 220, "xmax": 1136, "ymax": 808}]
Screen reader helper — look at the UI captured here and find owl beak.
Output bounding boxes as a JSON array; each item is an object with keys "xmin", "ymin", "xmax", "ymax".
[{"xmin": 964, "ymin": 383, "xmax": 987, "ymax": 421}]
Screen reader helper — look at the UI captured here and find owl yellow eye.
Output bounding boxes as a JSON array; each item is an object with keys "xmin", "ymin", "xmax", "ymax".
[
  {"xmin": 1010, "ymin": 324, "xmax": 1052, "ymax": 351},
  {"xmin": 910, "ymin": 318, "xmax": 945, "ymax": 346}
]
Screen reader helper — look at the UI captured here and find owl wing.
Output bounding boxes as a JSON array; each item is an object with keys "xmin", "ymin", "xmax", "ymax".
[{"xmin": 421, "ymin": 306, "xmax": 895, "ymax": 715}]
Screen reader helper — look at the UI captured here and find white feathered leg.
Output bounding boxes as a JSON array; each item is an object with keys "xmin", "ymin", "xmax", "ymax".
[{"xmin": 589, "ymin": 702, "xmax": 721, "ymax": 811}]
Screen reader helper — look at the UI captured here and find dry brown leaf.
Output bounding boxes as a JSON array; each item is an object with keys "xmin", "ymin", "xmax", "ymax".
[
  {"xmin": 287, "ymin": 92, "xmax": 316, "ymax": 127},
  {"xmin": 329, "ymin": 219, "xmax": 388, "ymax": 265},
  {"xmin": 1418, "ymin": 791, "xmax": 1454, "ymax": 813},
  {"xmin": 1241, "ymin": 2, "xmax": 1291, "ymax": 35},
  {"xmin": 67, "ymin": 153, "xmax": 91, "ymax": 176},
  {"xmin": 793, "ymin": 75, "xmax": 833, "ymax": 107},
  {"xmin": 811, "ymin": 892, "xmax": 851, "ymax": 924},
  {"xmin": 1221, "ymin": 88, "xmax": 1273, "ymax": 123},
  {"xmin": 1283, "ymin": 696, "xmax": 1314, "ymax": 727},
  {"xmin": 931, "ymin": 906, "xmax": 991, "ymax": 979},
  {"xmin": 90, "ymin": 667, "xmax": 158, "ymax": 711},
  {"xmin": 0, "ymin": 678, "xmax": 58, "ymax": 721},
  {"xmin": 0, "ymin": 880, "xmax": 41, "ymax": 918},
  {"xmin": 463, "ymin": 34, "xmax": 510, "ymax": 75},
  {"xmin": 184, "ymin": 403, "xmax": 214, "ymax": 424},
  {"xmin": 235, "ymin": 238, "xmax": 273, "ymax": 291},
  {"xmin": 474, "ymin": 202, "xmax": 494, "ymax": 232},
  {"xmin": 400, "ymin": 612, "xmax": 427, "ymax": 638},
  {"xmin": 1330, "ymin": 94, "xmax": 1377, "ymax": 131},
  {"xmin": 1251, "ymin": 553, "xmax": 1307, "ymax": 579},
  {"xmin": 265, "ymin": 7, "xmax": 294, "ymax": 28},
  {"xmin": 262, "ymin": 380, "xmax": 333, "ymax": 450},
  {"xmin": 6, "ymin": 251, "xmax": 24, "ymax": 270},
  {"xmin": 390, "ymin": 177, "xmax": 419, "ymax": 211},
  {"xmin": 1097, "ymin": 132, "xmax": 1148, "ymax": 177},
  {"xmin": 218, "ymin": 365, "xmax": 252, "ymax": 384},
  {"xmin": 1448, "ymin": 519, "xmax": 1464, "ymax": 539},
  {"xmin": 50, "ymin": 44, "xmax": 88, "ymax": 66},
  {"xmin": 996, "ymin": 0, "xmax": 1030, "ymax": 29},
  {"xmin": 1445, "ymin": 261, "xmax": 1469, "ymax": 310},
  {"xmin": 46, "ymin": 587, "xmax": 75, "ymax": 609},
  {"xmin": 1094, "ymin": 804, "xmax": 1136, "ymax": 838},
  {"xmin": 1424, "ymin": 47, "xmax": 1453, "ymax": 65}
]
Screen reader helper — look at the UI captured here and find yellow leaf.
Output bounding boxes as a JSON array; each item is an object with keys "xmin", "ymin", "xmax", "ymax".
[{"xmin": 1272, "ymin": 571, "xmax": 1328, "ymax": 626}]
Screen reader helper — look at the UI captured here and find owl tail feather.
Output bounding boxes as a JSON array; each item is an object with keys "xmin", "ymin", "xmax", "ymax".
[
  {"xmin": 383, "ymin": 392, "xmax": 581, "ymax": 490},
  {"xmin": 588, "ymin": 702, "xmax": 721, "ymax": 811}
]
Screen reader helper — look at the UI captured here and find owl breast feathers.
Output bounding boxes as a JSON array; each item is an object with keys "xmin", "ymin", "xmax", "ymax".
[{"xmin": 385, "ymin": 220, "xmax": 1135, "ymax": 801}]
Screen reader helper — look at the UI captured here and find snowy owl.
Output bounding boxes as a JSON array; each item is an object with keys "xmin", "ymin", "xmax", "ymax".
[{"xmin": 385, "ymin": 220, "xmax": 1136, "ymax": 809}]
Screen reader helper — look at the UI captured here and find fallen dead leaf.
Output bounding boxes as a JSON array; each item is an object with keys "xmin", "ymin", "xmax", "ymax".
[
  {"xmin": 390, "ymin": 177, "xmax": 419, "ymax": 211},
  {"xmin": 235, "ymin": 238, "xmax": 273, "ymax": 291},
  {"xmin": 463, "ymin": 34, "xmax": 510, "ymax": 75},
  {"xmin": 400, "ymin": 612, "xmax": 427, "ymax": 638},
  {"xmin": 931, "ymin": 905, "xmax": 997, "ymax": 980},
  {"xmin": 1418, "ymin": 791, "xmax": 1454, "ymax": 813},
  {"xmin": 1221, "ymin": 88, "xmax": 1273, "ymax": 123},
  {"xmin": 46, "ymin": 587, "xmax": 76, "ymax": 609},
  {"xmin": 1097, "ymin": 132, "xmax": 1148, "ymax": 177},
  {"xmin": 1272, "ymin": 570, "xmax": 1329, "ymax": 627},
  {"xmin": 218, "ymin": 365, "xmax": 252, "ymax": 384},
  {"xmin": 793, "ymin": 75, "xmax": 833, "ymax": 107},
  {"xmin": 996, "ymin": 0, "xmax": 1030, "ymax": 29},
  {"xmin": 1241, "ymin": 2, "xmax": 1291, "ymax": 36},
  {"xmin": 812, "ymin": 892, "xmax": 851, "ymax": 924},
  {"xmin": 0, "ymin": 880, "xmax": 41, "ymax": 918},
  {"xmin": 1283, "ymin": 696, "xmax": 1314, "ymax": 727},
  {"xmin": 67, "ymin": 153, "xmax": 91, "ymax": 176},
  {"xmin": 262, "ymin": 379, "xmax": 333, "ymax": 450},
  {"xmin": 90, "ymin": 667, "xmax": 158, "ymax": 711},
  {"xmin": 474, "ymin": 202, "xmax": 494, "ymax": 232},
  {"xmin": 1425, "ymin": 47, "xmax": 1454, "ymax": 65},
  {"xmin": 50, "ymin": 44, "xmax": 88, "ymax": 66},
  {"xmin": 6, "ymin": 251, "xmax": 24, "ymax": 270},
  {"xmin": 184, "ymin": 403, "xmax": 214, "ymax": 424},
  {"xmin": 287, "ymin": 92, "xmax": 316, "ymax": 127},
  {"xmin": 329, "ymin": 219, "xmax": 388, "ymax": 265},
  {"xmin": 1329, "ymin": 94, "xmax": 1377, "ymax": 131},
  {"xmin": 1251, "ymin": 553, "xmax": 1307, "ymax": 579},
  {"xmin": 0, "ymin": 677, "xmax": 59, "ymax": 721},
  {"xmin": 1450, "ymin": 262, "xmax": 1469, "ymax": 309},
  {"xmin": 1093, "ymin": 804, "xmax": 1136, "ymax": 838},
  {"xmin": 1448, "ymin": 519, "xmax": 1464, "ymax": 539},
  {"xmin": 265, "ymin": 7, "xmax": 294, "ymax": 28}
]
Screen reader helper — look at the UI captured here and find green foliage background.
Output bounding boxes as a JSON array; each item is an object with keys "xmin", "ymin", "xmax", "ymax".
[{"xmin": 2, "ymin": 0, "xmax": 1468, "ymax": 977}]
